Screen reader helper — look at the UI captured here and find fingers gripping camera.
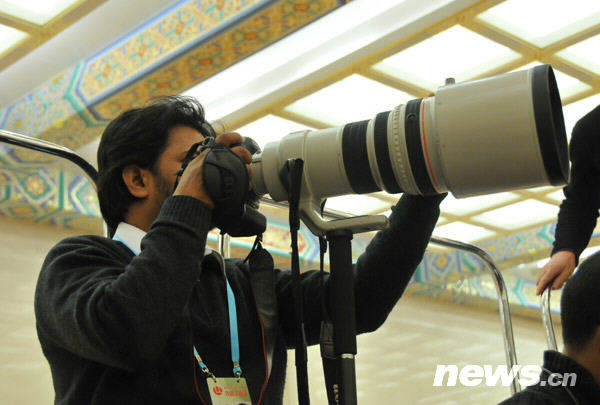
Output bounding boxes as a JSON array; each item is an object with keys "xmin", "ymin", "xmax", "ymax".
[
  {"xmin": 201, "ymin": 140, "xmax": 249, "ymax": 217},
  {"xmin": 182, "ymin": 138, "xmax": 266, "ymax": 237}
]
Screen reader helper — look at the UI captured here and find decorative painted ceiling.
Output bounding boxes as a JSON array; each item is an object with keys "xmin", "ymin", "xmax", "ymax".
[{"xmin": 3, "ymin": 0, "xmax": 600, "ymax": 319}]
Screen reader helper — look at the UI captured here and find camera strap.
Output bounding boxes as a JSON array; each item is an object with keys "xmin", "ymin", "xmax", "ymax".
[
  {"xmin": 282, "ymin": 158, "xmax": 311, "ymax": 404},
  {"xmin": 244, "ymin": 236, "xmax": 278, "ymax": 402}
]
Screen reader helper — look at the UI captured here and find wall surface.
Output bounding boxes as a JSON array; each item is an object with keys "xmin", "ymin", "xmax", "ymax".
[{"xmin": 0, "ymin": 216, "xmax": 84, "ymax": 404}]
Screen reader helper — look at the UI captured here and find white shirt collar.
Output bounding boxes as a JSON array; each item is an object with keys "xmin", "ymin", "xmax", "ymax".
[
  {"xmin": 113, "ymin": 222, "xmax": 214, "ymax": 257},
  {"xmin": 113, "ymin": 222, "xmax": 146, "ymax": 255}
]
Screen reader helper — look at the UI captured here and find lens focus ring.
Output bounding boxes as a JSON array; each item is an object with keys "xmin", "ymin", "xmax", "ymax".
[{"xmin": 390, "ymin": 104, "xmax": 420, "ymax": 195}]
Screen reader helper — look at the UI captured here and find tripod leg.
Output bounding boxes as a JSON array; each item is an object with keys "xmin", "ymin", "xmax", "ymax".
[{"xmin": 327, "ymin": 229, "xmax": 357, "ymax": 405}]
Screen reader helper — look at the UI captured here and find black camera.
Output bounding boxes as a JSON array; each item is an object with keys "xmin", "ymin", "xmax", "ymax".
[{"xmin": 178, "ymin": 137, "xmax": 266, "ymax": 237}]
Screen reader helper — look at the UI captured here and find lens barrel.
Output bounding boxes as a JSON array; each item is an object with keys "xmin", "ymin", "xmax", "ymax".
[
  {"xmin": 251, "ymin": 64, "xmax": 569, "ymax": 202},
  {"xmin": 531, "ymin": 65, "xmax": 568, "ymax": 185}
]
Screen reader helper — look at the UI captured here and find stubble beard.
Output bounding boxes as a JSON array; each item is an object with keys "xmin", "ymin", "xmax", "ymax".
[{"xmin": 152, "ymin": 171, "xmax": 175, "ymax": 213}]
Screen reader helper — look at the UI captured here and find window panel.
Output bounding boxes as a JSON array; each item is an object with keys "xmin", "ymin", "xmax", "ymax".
[
  {"xmin": 478, "ymin": 0, "xmax": 600, "ymax": 47},
  {"xmin": 433, "ymin": 222, "xmax": 496, "ymax": 243},
  {"xmin": 0, "ymin": 0, "xmax": 81, "ymax": 25},
  {"xmin": 324, "ymin": 194, "xmax": 391, "ymax": 216},
  {"xmin": 0, "ymin": 24, "xmax": 27, "ymax": 54},
  {"xmin": 440, "ymin": 192, "xmax": 520, "ymax": 216},
  {"xmin": 471, "ymin": 200, "xmax": 559, "ymax": 229},
  {"xmin": 284, "ymin": 74, "xmax": 413, "ymax": 126},
  {"xmin": 232, "ymin": 115, "xmax": 314, "ymax": 148},
  {"xmin": 557, "ymin": 33, "xmax": 600, "ymax": 76},
  {"xmin": 372, "ymin": 25, "xmax": 520, "ymax": 91}
]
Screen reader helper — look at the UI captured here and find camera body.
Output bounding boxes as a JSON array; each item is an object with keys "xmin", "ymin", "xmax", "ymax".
[{"xmin": 187, "ymin": 137, "xmax": 266, "ymax": 237}]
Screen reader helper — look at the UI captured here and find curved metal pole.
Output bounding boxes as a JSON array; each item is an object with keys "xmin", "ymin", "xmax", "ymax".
[
  {"xmin": 540, "ymin": 285, "xmax": 558, "ymax": 351},
  {"xmin": 260, "ymin": 196, "xmax": 521, "ymax": 394},
  {"xmin": 0, "ymin": 129, "xmax": 106, "ymax": 236},
  {"xmin": 0, "ymin": 129, "xmax": 99, "ymax": 187},
  {"xmin": 429, "ymin": 236, "xmax": 520, "ymax": 394}
]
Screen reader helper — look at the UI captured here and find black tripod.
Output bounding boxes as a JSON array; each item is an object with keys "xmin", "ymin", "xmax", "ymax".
[{"xmin": 321, "ymin": 228, "xmax": 358, "ymax": 405}]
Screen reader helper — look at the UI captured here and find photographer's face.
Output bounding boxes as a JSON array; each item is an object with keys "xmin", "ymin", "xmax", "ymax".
[{"xmin": 149, "ymin": 125, "xmax": 205, "ymax": 208}]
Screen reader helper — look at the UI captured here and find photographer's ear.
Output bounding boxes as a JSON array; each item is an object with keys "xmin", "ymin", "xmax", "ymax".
[{"xmin": 122, "ymin": 165, "xmax": 151, "ymax": 198}]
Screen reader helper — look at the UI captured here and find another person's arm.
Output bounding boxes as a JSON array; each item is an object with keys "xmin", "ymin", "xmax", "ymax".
[
  {"xmin": 275, "ymin": 193, "xmax": 444, "ymax": 346},
  {"xmin": 536, "ymin": 108, "xmax": 600, "ymax": 294}
]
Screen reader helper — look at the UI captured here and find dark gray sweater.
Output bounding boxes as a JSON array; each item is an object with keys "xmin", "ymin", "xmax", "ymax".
[{"xmin": 35, "ymin": 193, "xmax": 443, "ymax": 404}]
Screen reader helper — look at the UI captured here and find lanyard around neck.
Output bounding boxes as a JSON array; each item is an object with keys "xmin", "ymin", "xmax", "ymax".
[{"xmin": 112, "ymin": 235, "xmax": 242, "ymax": 378}]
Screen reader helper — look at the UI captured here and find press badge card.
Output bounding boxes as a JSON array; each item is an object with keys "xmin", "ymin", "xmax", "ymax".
[{"xmin": 207, "ymin": 377, "xmax": 252, "ymax": 405}]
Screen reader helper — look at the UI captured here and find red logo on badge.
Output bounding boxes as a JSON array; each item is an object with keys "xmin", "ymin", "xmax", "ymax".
[{"xmin": 213, "ymin": 386, "xmax": 223, "ymax": 395}]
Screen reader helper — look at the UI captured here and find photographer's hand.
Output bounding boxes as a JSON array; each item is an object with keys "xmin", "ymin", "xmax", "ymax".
[{"xmin": 173, "ymin": 132, "xmax": 252, "ymax": 207}]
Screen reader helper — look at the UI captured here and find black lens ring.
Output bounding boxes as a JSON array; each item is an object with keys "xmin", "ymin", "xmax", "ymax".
[
  {"xmin": 405, "ymin": 99, "xmax": 437, "ymax": 195},
  {"xmin": 374, "ymin": 111, "xmax": 403, "ymax": 193},
  {"xmin": 342, "ymin": 119, "xmax": 379, "ymax": 194},
  {"xmin": 531, "ymin": 65, "xmax": 569, "ymax": 185}
]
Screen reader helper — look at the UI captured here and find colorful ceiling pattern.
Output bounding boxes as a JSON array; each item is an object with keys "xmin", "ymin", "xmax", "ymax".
[{"xmin": 0, "ymin": 158, "xmax": 101, "ymax": 231}]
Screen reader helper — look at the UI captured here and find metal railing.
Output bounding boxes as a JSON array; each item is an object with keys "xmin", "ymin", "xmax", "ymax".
[
  {"xmin": 0, "ymin": 129, "xmax": 107, "ymax": 236},
  {"xmin": 429, "ymin": 236, "xmax": 520, "ymax": 394},
  {"xmin": 540, "ymin": 285, "xmax": 558, "ymax": 351},
  {"xmin": 0, "ymin": 129, "xmax": 98, "ymax": 188},
  {"xmin": 1, "ymin": 130, "xmax": 520, "ymax": 394}
]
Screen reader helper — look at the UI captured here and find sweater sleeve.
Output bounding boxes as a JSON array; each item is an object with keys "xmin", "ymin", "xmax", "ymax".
[
  {"xmin": 34, "ymin": 196, "xmax": 212, "ymax": 371},
  {"xmin": 274, "ymin": 193, "xmax": 444, "ymax": 347},
  {"xmin": 552, "ymin": 106, "xmax": 600, "ymax": 262}
]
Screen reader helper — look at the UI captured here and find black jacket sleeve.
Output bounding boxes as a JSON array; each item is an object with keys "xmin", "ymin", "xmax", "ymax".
[
  {"xmin": 275, "ymin": 193, "xmax": 444, "ymax": 347},
  {"xmin": 34, "ymin": 196, "xmax": 212, "ymax": 371},
  {"xmin": 552, "ymin": 105, "xmax": 600, "ymax": 262}
]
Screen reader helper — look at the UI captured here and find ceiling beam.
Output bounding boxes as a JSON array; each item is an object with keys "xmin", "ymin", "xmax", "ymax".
[
  {"xmin": 274, "ymin": 110, "xmax": 331, "ymax": 130},
  {"xmin": 0, "ymin": 12, "xmax": 41, "ymax": 34},
  {"xmin": 543, "ymin": 22, "xmax": 600, "ymax": 55},
  {"xmin": 360, "ymin": 67, "xmax": 431, "ymax": 97},
  {"xmin": 0, "ymin": 0, "xmax": 108, "ymax": 71},
  {"xmin": 461, "ymin": 18, "xmax": 539, "ymax": 59}
]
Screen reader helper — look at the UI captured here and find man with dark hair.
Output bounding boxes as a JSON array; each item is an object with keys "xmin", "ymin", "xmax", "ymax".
[
  {"xmin": 34, "ymin": 95, "xmax": 445, "ymax": 404},
  {"xmin": 95, "ymin": 96, "xmax": 216, "ymax": 232},
  {"xmin": 501, "ymin": 252, "xmax": 600, "ymax": 404}
]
